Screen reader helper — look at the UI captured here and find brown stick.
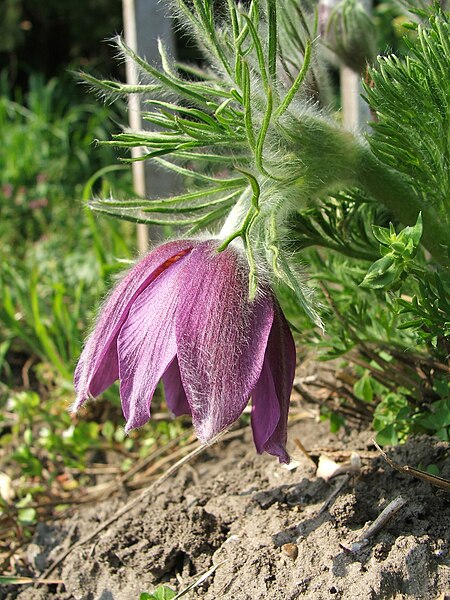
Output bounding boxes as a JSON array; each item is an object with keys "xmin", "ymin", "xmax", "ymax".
[
  {"xmin": 374, "ymin": 441, "xmax": 450, "ymax": 492},
  {"xmin": 341, "ymin": 495, "xmax": 408, "ymax": 553}
]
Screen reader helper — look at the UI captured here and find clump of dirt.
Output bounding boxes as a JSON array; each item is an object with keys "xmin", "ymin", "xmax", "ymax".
[{"xmin": 5, "ymin": 420, "xmax": 450, "ymax": 600}]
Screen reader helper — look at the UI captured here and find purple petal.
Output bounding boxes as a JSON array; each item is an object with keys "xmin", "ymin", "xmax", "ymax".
[
  {"xmin": 73, "ymin": 240, "xmax": 194, "ymax": 410},
  {"xmin": 252, "ymin": 304, "xmax": 296, "ymax": 463},
  {"xmin": 162, "ymin": 357, "xmax": 191, "ymax": 417},
  {"xmin": 250, "ymin": 356, "xmax": 281, "ymax": 453},
  {"xmin": 176, "ymin": 242, "xmax": 274, "ymax": 443},
  {"xmin": 117, "ymin": 256, "xmax": 187, "ymax": 431}
]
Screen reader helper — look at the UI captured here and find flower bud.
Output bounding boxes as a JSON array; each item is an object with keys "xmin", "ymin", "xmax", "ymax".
[{"xmin": 319, "ymin": 0, "xmax": 377, "ymax": 73}]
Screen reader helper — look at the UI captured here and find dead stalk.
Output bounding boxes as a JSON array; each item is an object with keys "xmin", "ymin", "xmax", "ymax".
[
  {"xmin": 374, "ymin": 441, "xmax": 450, "ymax": 492},
  {"xmin": 341, "ymin": 496, "xmax": 407, "ymax": 553}
]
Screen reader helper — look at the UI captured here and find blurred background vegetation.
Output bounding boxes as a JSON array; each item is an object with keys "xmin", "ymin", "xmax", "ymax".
[{"xmin": 0, "ymin": 0, "xmax": 448, "ymax": 578}]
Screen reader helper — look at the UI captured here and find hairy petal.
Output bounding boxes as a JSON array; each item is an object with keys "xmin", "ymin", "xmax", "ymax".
[
  {"xmin": 73, "ymin": 240, "xmax": 193, "ymax": 409},
  {"xmin": 163, "ymin": 357, "xmax": 191, "ymax": 417},
  {"xmin": 176, "ymin": 242, "xmax": 274, "ymax": 442},
  {"xmin": 117, "ymin": 257, "xmax": 186, "ymax": 431},
  {"xmin": 256, "ymin": 305, "xmax": 296, "ymax": 463}
]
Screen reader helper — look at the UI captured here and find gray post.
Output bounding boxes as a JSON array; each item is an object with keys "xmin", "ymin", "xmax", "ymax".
[
  {"xmin": 340, "ymin": 65, "xmax": 370, "ymax": 131},
  {"xmin": 122, "ymin": 0, "xmax": 176, "ymax": 252},
  {"xmin": 340, "ymin": 0, "xmax": 372, "ymax": 132}
]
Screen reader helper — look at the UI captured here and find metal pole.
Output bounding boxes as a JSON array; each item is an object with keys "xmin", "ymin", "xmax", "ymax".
[
  {"xmin": 340, "ymin": 0, "xmax": 372, "ymax": 131},
  {"xmin": 340, "ymin": 64, "xmax": 370, "ymax": 130},
  {"xmin": 122, "ymin": 0, "xmax": 176, "ymax": 253}
]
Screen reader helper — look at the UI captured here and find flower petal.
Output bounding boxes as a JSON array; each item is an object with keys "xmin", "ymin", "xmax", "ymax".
[
  {"xmin": 176, "ymin": 242, "xmax": 274, "ymax": 442},
  {"xmin": 73, "ymin": 240, "xmax": 194, "ymax": 410},
  {"xmin": 117, "ymin": 257, "xmax": 187, "ymax": 431},
  {"xmin": 251, "ymin": 356, "xmax": 281, "ymax": 453},
  {"xmin": 253, "ymin": 305, "xmax": 296, "ymax": 463},
  {"xmin": 162, "ymin": 357, "xmax": 191, "ymax": 417}
]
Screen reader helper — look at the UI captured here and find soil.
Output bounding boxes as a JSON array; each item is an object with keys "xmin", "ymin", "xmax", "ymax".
[{"xmin": 3, "ymin": 419, "xmax": 450, "ymax": 600}]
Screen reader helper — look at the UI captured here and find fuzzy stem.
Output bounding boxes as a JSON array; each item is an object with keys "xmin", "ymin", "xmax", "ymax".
[
  {"xmin": 218, "ymin": 194, "xmax": 250, "ymax": 238},
  {"xmin": 281, "ymin": 113, "xmax": 449, "ymax": 265},
  {"xmin": 356, "ymin": 147, "xmax": 450, "ymax": 266}
]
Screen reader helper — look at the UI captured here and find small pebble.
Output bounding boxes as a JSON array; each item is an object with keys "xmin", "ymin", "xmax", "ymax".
[{"xmin": 282, "ymin": 543, "xmax": 298, "ymax": 560}]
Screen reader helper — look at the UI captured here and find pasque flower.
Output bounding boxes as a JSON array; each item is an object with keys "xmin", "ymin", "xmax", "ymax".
[{"xmin": 73, "ymin": 239, "xmax": 296, "ymax": 463}]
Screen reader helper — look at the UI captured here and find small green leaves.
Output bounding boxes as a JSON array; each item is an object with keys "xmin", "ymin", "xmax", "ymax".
[
  {"xmin": 361, "ymin": 213, "xmax": 423, "ymax": 289},
  {"xmin": 16, "ymin": 494, "xmax": 37, "ymax": 524},
  {"xmin": 374, "ymin": 392, "xmax": 450, "ymax": 445},
  {"xmin": 418, "ymin": 399, "xmax": 450, "ymax": 441},
  {"xmin": 373, "ymin": 391, "xmax": 411, "ymax": 445},
  {"xmin": 354, "ymin": 370, "xmax": 374, "ymax": 403},
  {"xmin": 375, "ymin": 423, "xmax": 399, "ymax": 446},
  {"xmin": 140, "ymin": 587, "xmax": 176, "ymax": 600},
  {"xmin": 320, "ymin": 408, "xmax": 345, "ymax": 433},
  {"xmin": 371, "ymin": 224, "xmax": 392, "ymax": 246},
  {"xmin": 362, "ymin": 255, "xmax": 398, "ymax": 289}
]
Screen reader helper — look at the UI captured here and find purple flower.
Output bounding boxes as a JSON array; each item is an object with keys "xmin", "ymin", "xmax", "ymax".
[{"xmin": 73, "ymin": 240, "xmax": 296, "ymax": 463}]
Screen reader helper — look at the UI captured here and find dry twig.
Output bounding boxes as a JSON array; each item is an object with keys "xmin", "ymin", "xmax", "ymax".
[
  {"xmin": 374, "ymin": 441, "xmax": 450, "ymax": 492},
  {"xmin": 293, "ymin": 438, "xmax": 318, "ymax": 468},
  {"xmin": 318, "ymin": 474, "xmax": 350, "ymax": 515},
  {"xmin": 340, "ymin": 496, "xmax": 408, "ymax": 553}
]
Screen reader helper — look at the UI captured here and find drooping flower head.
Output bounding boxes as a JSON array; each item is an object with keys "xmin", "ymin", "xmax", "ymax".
[{"xmin": 73, "ymin": 239, "xmax": 296, "ymax": 463}]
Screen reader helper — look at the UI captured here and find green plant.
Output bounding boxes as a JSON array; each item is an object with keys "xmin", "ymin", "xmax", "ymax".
[
  {"xmin": 140, "ymin": 588, "xmax": 176, "ymax": 600},
  {"xmin": 0, "ymin": 73, "xmax": 130, "ymax": 250},
  {"xmin": 76, "ymin": 0, "xmax": 449, "ymax": 444},
  {"xmin": 0, "ymin": 215, "xmax": 132, "ymax": 383},
  {"xmin": 0, "ymin": 387, "xmax": 186, "ymax": 502}
]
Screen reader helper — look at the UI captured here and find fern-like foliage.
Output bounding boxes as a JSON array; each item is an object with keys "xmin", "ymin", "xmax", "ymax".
[
  {"xmin": 364, "ymin": 8, "xmax": 450, "ymax": 224},
  {"xmin": 288, "ymin": 192, "xmax": 385, "ymax": 262}
]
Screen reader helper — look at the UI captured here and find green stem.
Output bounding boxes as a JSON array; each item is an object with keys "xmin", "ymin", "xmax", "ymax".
[
  {"xmin": 282, "ymin": 113, "xmax": 449, "ymax": 265},
  {"xmin": 356, "ymin": 147, "xmax": 450, "ymax": 266},
  {"xmin": 216, "ymin": 202, "xmax": 259, "ymax": 251}
]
